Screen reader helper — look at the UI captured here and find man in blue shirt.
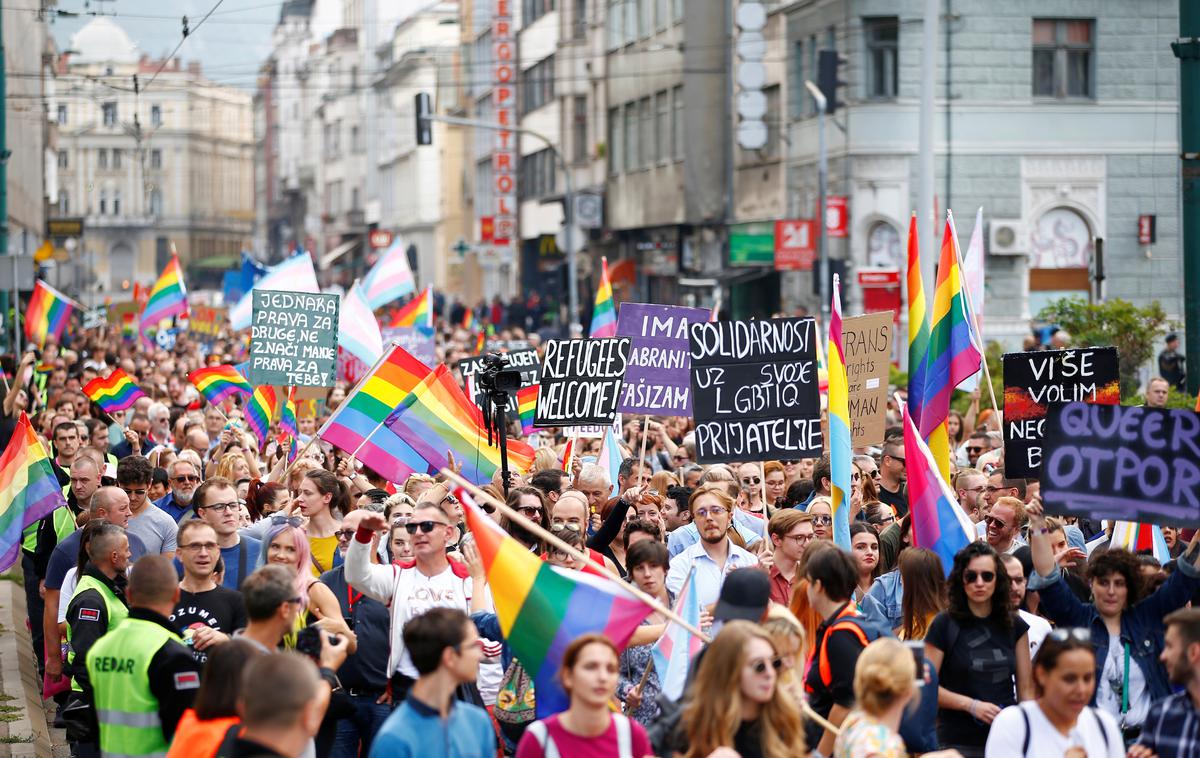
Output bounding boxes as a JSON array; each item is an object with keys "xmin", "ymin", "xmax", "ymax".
[
  {"xmin": 368, "ymin": 608, "xmax": 495, "ymax": 758},
  {"xmin": 192, "ymin": 477, "xmax": 260, "ymax": 590},
  {"xmin": 154, "ymin": 459, "xmax": 201, "ymax": 522}
]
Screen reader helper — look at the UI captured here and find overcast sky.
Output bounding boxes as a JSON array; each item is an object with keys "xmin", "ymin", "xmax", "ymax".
[{"xmin": 51, "ymin": 0, "xmax": 281, "ymax": 90}]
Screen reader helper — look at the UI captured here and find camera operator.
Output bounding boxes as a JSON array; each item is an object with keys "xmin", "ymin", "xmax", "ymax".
[{"xmin": 476, "ymin": 354, "xmax": 523, "ymax": 495}]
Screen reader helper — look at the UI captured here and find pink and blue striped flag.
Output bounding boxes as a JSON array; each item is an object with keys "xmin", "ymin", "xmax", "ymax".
[
  {"xmin": 651, "ymin": 567, "xmax": 704, "ymax": 700},
  {"xmin": 362, "ymin": 237, "xmax": 416, "ymax": 310},
  {"xmin": 828, "ymin": 274, "xmax": 852, "ymax": 550},
  {"xmin": 338, "ymin": 281, "xmax": 384, "ymax": 366},
  {"xmin": 904, "ymin": 405, "xmax": 976, "ymax": 577},
  {"xmin": 589, "ymin": 257, "xmax": 617, "ymax": 338},
  {"xmin": 598, "ymin": 425, "xmax": 624, "ymax": 497}
]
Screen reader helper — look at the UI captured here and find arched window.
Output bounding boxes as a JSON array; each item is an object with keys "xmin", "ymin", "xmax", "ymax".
[
  {"xmin": 1029, "ymin": 207, "xmax": 1092, "ymax": 315},
  {"xmin": 866, "ymin": 220, "xmax": 901, "ymax": 268},
  {"xmin": 149, "ymin": 189, "xmax": 163, "ymax": 216}
]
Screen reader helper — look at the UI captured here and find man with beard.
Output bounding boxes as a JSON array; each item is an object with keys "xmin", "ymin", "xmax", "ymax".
[
  {"xmin": 954, "ymin": 469, "xmax": 987, "ymax": 523},
  {"xmin": 665, "ymin": 485, "xmax": 757, "ymax": 609},
  {"xmin": 170, "ymin": 521, "xmax": 246, "ymax": 665},
  {"xmin": 155, "ymin": 459, "xmax": 201, "ymax": 522},
  {"xmin": 1133, "ymin": 608, "xmax": 1200, "ymax": 758}
]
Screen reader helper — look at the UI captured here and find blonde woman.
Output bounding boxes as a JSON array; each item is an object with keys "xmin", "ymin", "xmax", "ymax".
[
  {"xmin": 761, "ymin": 605, "xmax": 806, "ymax": 704},
  {"xmin": 833, "ymin": 638, "xmax": 914, "ymax": 757}
]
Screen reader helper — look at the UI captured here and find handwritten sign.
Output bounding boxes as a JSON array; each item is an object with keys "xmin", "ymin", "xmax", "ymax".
[
  {"xmin": 1041, "ymin": 403, "xmax": 1200, "ymax": 526},
  {"xmin": 1002, "ymin": 347, "xmax": 1120, "ymax": 477},
  {"xmin": 188, "ymin": 305, "xmax": 226, "ymax": 337},
  {"xmin": 82, "ymin": 307, "xmax": 108, "ymax": 331},
  {"xmin": 842, "ymin": 312, "xmax": 893, "ymax": 447},
  {"xmin": 615, "ymin": 303, "xmax": 710, "ymax": 416},
  {"xmin": 248, "ymin": 290, "xmax": 339, "ymax": 387},
  {"xmin": 688, "ymin": 317, "xmax": 822, "ymax": 463},
  {"xmin": 458, "ymin": 348, "xmax": 540, "ymax": 413},
  {"xmin": 534, "ymin": 338, "xmax": 631, "ymax": 427}
]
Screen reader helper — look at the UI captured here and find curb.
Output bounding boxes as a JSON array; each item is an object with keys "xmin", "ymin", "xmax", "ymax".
[{"xmin": 0, "ymin": 579, "xmax": 52, "ymax": 758}]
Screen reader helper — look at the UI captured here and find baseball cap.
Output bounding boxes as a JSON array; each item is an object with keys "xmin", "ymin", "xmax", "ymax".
[{"xmin": 713, "ymin": 567, "xmax": 771, "ymax": 623}]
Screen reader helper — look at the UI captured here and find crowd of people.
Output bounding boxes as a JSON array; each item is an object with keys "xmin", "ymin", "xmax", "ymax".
[{"xmin": 5, "ymin": 307, "xmax": 1200, "ymax": 758}]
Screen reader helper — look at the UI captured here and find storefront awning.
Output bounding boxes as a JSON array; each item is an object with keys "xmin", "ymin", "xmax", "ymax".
[{"xmin": 320, "ymin": 239, "xmax": 359, "ymax": 269}]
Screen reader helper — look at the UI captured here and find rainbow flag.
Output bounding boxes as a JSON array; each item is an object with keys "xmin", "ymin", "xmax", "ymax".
[
  {"xmin": 188, "ymin": 365, "xmax": 253, "ymax": 406},
  {"xmin": 362, "ymin": 237, "xmax": 416, "ymax": 309},
  {"xmin": 83, "ymin": 368, "xmax": 146, "ymax": 413},
  {"xmin": 385, "ymin": 365, "xmax": 536, "ymax": 485},
  {"xmin": 318, "ymin": 345, "xmax": 433, "ymax": 484},
  {"xmin": 906, "ymin": 213, "xmax": 931, "ymax": 420},
  {"xmin": 245, "ymin": 386, "xmax": 278, "ymax": 446},
  {"xmin": 24, "ymin": 281, "xmax": 75, "ymax": 347},
  {"xmin": 473, "ymin": 331, "xmax": 486, "ymax": 355},
  {"xmin": 904, "ymin": 405, "xmax": 975, "ymax": 577},
  {"xmin": 458, "ymin": 486, "xmax": 654, "ymax": 716},
  {"xmin": 280, "ymin": 387, "xmax": 298, "ymax": 437},
  {"xmin": 560, "ymin": 435, "xmax": 576, "ymax": 473},
  {"xmin": 828, "ymin": 275, "xmax": 852, "ymax": 550},
  {"xmin": 139, "ymin": 253, "xmax": 188, "ymax": 348},
  {"xmin": 390, "ymin": 287, "xmax": 432, "ymax": 329},
  {"xmin": 589, "ymin": 257, "xmax": 617, "ymax": 338},
  {"xmin": 1111, "ymin": 521, "xmax": 1171, "ymax": 565},
  {"xmin": 0, "ymin": 413, "xmax": 69, "ymax": 571},
  {"xmin": 919, "ymin": 213, "xmax": 982, "ymax": 480},
  {"xmin": 651, "ymin": 567, "xmax": 703, "ymax": 700},
  {"xmin": 517, "ymin": 384, "xmax": 538, "ymax": 435},
  {"xmin": 339, "ymin": 281, "xmax": 384, "ymax": 366},
  {"xmin": 460, "ymin": 308, "xmax": 475, "ymax": 331}
]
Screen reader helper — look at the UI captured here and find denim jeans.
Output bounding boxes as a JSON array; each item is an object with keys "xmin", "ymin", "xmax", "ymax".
[{"xmin": 331, "ymin": 693, "xmax": 392, "ymax": 758}]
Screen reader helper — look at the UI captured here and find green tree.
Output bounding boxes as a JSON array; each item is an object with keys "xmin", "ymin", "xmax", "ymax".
[{"xmin": 1036, "ymin": 297, "xmax": 1173, "ymax": 400}]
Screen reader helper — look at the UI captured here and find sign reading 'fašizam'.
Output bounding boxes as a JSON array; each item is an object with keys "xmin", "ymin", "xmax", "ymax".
[
  {"xmin": 534, "ymin": 338, "xmax": 631, "ymax": 427},
  {"xmin": 248, "ymin": 290, "xmax": 339, "ymax": 387},
  {"xmin": 688, "ymin": 317, "xmax": 822, "ymax": 463},
  {"xmin": 616, "ymin": 303, "xmax": 710, "ymax": 416}
]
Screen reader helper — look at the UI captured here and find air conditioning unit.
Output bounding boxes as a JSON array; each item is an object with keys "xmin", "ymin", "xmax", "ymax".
[{"xmin": 988, "ymin": 219, "xmax": 1024, "ymax": 256}]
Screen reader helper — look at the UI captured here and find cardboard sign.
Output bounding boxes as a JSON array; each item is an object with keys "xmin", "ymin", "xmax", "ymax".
[
  {"xmin": 1041, "ymin": 403, "xmax": 1200, "ymax": 526},
  {"xmin": 616, "ymin": 303, "xmax": 710, "ymax": 416},
  {"xmin": 108, "ymin": 301, "xmax": 139, "ymax": 325},
  {"xmin": 1002, "ymin": 347, "xmax": 1120, "ymax": 477},
  {"xmin": 458, "ymin": 348, "xmax": 540, "ymax": 413},
  {"xmin": 382, "ymin": 326, "xmax": 436, "ymax": 366},
  {"xmin": 188, "ymin": 305, "xmax": 226, "ymax": 337},
  {"xmin": 842, "ymin": 312, "xmax": 893, "ymax": 447},
  {"xmin": 688, "ymin": 317, "xmax": 822, "ymax": 463},
  {"xmin": 534, "ymin": 338, "xmax": 631, "ymax": 427},
  {"xmin": 82, "ymin": 307, "xmax": 108, "ymax": 331},
  {"xmin": 248, "ymin": 290, "xmax": 339, "ymax": 387}
]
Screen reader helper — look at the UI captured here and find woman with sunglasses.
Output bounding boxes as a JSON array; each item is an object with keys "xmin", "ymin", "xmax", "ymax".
[
  {"xmin": 1027, "ymin": 500, "xmax": 1200, "ymax": 743},
  {"xmin": 807, "ymin": 496, "xmax": 834, "ymax": 541},
  {"xmin": 499, "ymin": 486, "xmax": 548, "ymax": 555},
  {"xmin": 259, "ymin": 517, "xmax": 355, "ymax": 651},
  {"xmin": 925, "ymin": 541, "xmax": 1033, "ymax": 757},
  {"xmin": 984, "ymin": 628, "xmax": 1122, "ymax": 757},
  {"xmin": 670, "ymin": 620, "xmax": 803, "ymax": 758}
]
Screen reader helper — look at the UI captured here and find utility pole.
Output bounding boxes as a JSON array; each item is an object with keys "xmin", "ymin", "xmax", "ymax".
[
  {"xmin": 1174, "ymin": 1, "xmax": 1200, "ymax": 395},
  {"xmin": 0, "ymin": 6, "xmax": 9, "ymax": 353},
  {"xmin": 805, "ymin": 81, "xmax": 829, "ymax": 325}
]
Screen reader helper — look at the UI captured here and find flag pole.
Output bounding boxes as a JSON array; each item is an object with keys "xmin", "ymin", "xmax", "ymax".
[
  {"xmin": 442, "ymin": 468, "xmax": 710, "ymax": 641},
  {"xmin": 949, "ymin": 216, "xmax": 1003, "ymax": 437}
]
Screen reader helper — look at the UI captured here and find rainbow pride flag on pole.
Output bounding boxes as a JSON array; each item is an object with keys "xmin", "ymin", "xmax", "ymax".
[
  {"xmin": 517, "ymin": 384, "xmax": 538, "ymax": 435},
  {"xmin": 390, "ymin": 287, "xmax": 432, "ymax": 329},
  {"xmin": 651, "ymin": 567, "xmax": 703, "ymax": 700},
  {"xmin": 83, "ymin": 368, "xmax": 146, "ymax": 413},
  {"xmin": 188, "ymin": 365, "xmax": 253, "ymax": 406},
  {"xmin": 362, "ymin": 237, "xmax": 415, "ymax": 309},
  {"xmin": 24, "ymin": 280, "xmax": 76, "ymax": 347},
  {"xmin": 279, "ymin": 387, "xmax": 298, "ymax": 438},
  {"xmin": 385, "ymin": 365, "xmax": 536, "ymax": 484},
  {"xmin": 828, "ymin": 274, "xmax": 852, "ymax": 550},
  {"xmin": 245, "ymin": 386, "xmax": 278, "ymax": 446},
  {"xmin": 904, "ymin": 406, "xmax": 975, "ymax": 577},
  {"xmin": 139, "ymin": 253, "xmax": 188, "ymax": 349},
  {"xmin": 905, "ymin": 213, "xmax": 930, "ymax": 420},
  {"xmin": 0, "ymin": 413, "xmax": 69, "ymax": 571},
  {"xmin": 589, "ymin": 257, "xmax": 617, "ymax": 338},
  {"xmin": 919, "ymin": 213, "xmax": 982, "ymax": 481},
  {"xmin": 459, "ymin": 487, "xmax": 654, "ymax": 716}
]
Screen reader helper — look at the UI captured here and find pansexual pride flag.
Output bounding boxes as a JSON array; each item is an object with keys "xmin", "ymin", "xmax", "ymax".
[
  {"xmin": 245, "ymin": 386, "xmax": 278, "ymax": 446},
  {"xmin": 589, "ymin": 257, "xmax": 617, "ymax": 338},
  {"xmin": 83, "ymin": 368, "xmax": 146, "ymax": 413},
  {"xmin": 0, "ymin": 413, "xmax": 68, "ymax": 571},
  {"xmin": 139, "ymin": 253, "xmax": 188, "ymax": 348},
  {"xmin": 517, "ymin": 384, "xmax": 538, "ymax": 435},
  {"xmin": 651, "ymin": 567, "xmax": 704, "ymax": 700},
  {"xmin": 827, "ymin": 275, "xmax": 852, "ymax": 550},
  {"xmin": 390, "ymin": 287, "xmax": 432, "ymax": 329},
  {"xmin": 24, "ymin": 281, "xmax": 75, "ymax": 347},
  {"xmin": 362, "ymin": 237, "xmax": 415, "ymax": 309},
  {"xmin": 188, "ymin": 365, "xmax": 253, "ymax": 406},
  {"xmin": 904, "ymin": 406, "xmax": 975, "ymax": 577},
  {"xmin": 459, "ymin": 487, "xmax": 653, "ymax": 716}
]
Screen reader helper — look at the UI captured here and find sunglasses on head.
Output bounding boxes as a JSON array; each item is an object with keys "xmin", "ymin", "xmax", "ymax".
[
  {"xmin": 270, "ymin": 515, "xmax": 305, "ymax": 528},
  {"xmin": 405, "ymin": 520, "xmax": 448, "ymax": 535},
  {"xmin": 964, "ymin": 569, "xmax": 996, "ymax": 584},
  {"xmin": 1047, "ymin": 627, "xmax": 1091, "ymax": 644},
  {"xmin": 750, "ymin": 657, "xmax": 783, "ymax": 675}
]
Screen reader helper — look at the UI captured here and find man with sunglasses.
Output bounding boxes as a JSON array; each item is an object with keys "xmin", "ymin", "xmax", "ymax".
[
  {"xmin": 118, "ymin": 456, "xmax": 178, "ymax": 559},
  {"xmin": 153, "ymin": 459, "xmax": 202, "ymax": 523},
  {"xmin": 878, "ymin": 438, "xmax": 908, "ymax": 517},
  {"xmin": 342, "ymin": 503, "xmax": 487, "ymax": 703},
  {"xmin": 193, "ymin": 477, "xmax": 261, "ymax": 590},
  {"xmin": 983, "ymin": 496, "xmax": 1027, "ymax": 555},
  {"xmin": 954, "ymin": 469, "xmax": 987, "ymax": 523},
  {"xmin": 965, "ymin": 430, "xmax": 993, "ymax": 468}
]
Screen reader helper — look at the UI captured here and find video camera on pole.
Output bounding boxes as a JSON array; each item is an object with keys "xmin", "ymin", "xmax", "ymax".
[{"xmin": 477, "ymin": 353, "xmax": 523, "ymax": 496}]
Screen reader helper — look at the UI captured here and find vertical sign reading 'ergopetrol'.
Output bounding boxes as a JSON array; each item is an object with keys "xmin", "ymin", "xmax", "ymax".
[
  {"xmin": 248, "ymin": 290, "xmax": 339, "ymax": 387},
  {"xmin": 490, "ymin": 0, "xmax": 516, "ymax": 259},
  {"xmin": 688, "ymin": 318, "xmax": 823, "ymax": 463}
]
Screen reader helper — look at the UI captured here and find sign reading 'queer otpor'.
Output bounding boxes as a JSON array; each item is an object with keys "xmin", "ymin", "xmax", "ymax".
[
  {"xmin": 688, "ymin": 317, "xmax": 822, "ymax": 463},
  {"xmin": 1041, "ymin": 403, "xmax": 1200, "ymax": 526},
  {"xmin": 534, "ymin": 338, "xmax": 631, "ymax": 427},
  {"xmin": 249, "ymin": 290, "xmax": 339, "ymax": 387}
]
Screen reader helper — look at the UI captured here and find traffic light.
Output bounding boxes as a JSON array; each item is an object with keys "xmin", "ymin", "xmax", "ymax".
[
  {"xmin": 414, "ymin": 92, "xmax": 432, "ymax": 146},
  {"xmin": 816, "ymin": 50, "xmax": 845, "ymax": 114}
]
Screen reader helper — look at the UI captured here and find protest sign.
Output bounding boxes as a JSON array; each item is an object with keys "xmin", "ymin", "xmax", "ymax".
[
  {"xmin": 1041, "ymin": 403, "xmax": 1200, "ymax": 526},
  {"xmin": 534, "ymin": 338, "xmax": 631, "ymax": 427},
  {"xmin": 188, "ymin": 305, "xmax": 226, "ymax": 337},
  {"xmin": 108, "ymin": 301, "xmax": 139, "ymax": 325},
  {"xmin": 458, "ymin": 348, "xmax": 540, "ymax": 413},
  {"xmin": 842, "ymin": 312, "xmax": 893, "ymax": 447},
  {"xmin": 576, "ymin": 414, "xmax": 623, "ymax": 439},
  {"xmin": 248, "ymin": 290, "xmax": 339, "ymax": 387},
  {"xmin": 616, "ymin": 303, "xmax": 710, "ymax": 416},
  {"xmin": 382, "ymin": 326, "xmax": 436, "ymax": 366},
  {"xmin": 688, "ymin": 317, "xmax": 822, "ymax": 463},
  {"xmin": 82, "ymin": 307, "xmax": 108, "ymax": 331},
  {"xmin": 1002, "ymin": 347, "xmax": 1120, "ymax": 477}
]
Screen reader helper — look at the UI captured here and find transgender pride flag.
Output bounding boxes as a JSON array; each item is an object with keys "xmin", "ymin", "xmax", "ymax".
[
  {"xmin": 651, "ymin": 567, "xmax": 703, "ymax": 700},
  {"xmin": 904, "ymin": 405, "xmax": 975, "ymax": 577}
]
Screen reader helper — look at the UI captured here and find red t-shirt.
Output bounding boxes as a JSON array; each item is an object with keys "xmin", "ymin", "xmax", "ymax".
[{"xmin": 514, "ymin": 714, "xmax": 651, "ymax": 758}]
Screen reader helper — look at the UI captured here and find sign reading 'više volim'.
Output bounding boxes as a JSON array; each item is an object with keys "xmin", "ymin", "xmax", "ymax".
[{"xmin": 248, "ymin": 290, "xmax": 339, "ymax": 387}]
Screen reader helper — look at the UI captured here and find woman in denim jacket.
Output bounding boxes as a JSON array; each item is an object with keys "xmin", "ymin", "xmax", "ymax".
[{"xmin": 1027, "ymin": 500, "xmax": 1200, "ymax": 744}]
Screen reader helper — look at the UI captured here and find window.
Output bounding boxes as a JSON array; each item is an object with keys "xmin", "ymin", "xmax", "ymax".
[
  {"xmin": 57, "ymin": 105, "xmax": 67, "ymax": 125},
  {"xmin": 523, "ymin": 0, "xmax": 554, "ymax": 26},
  {"xmin": 519, "ymin": 148, "xmax": 556, "ymax": 198},
  {"xmin": 654, "ymin": 90, "xmax": 670, "ymax": 164},
  {"xmin": 1033, "ymin": 19, "xmax": 1094, "ymax": 98},
  {"xmin": 606, "ymin": 0, "xmax": 623, "ymax": 49},
  {"xmin": 57, "ymin": 150, "xmax": 68, "ymax": 169},
  {"xmin": 521, "ymin": 56, "xmax": 555, "ymax": 114},
  {"xmin": 351, "ymin": 125, "xmax": 362, "ymax": 153},
  {"xmin": 655, "ymin": 0, "xmax": 668, "ymax": 31},
  {"xmin": 672, "ymin": 0, "xmax": 682, "ymax": 23},
  {"xmin": 351, "ymin": 187, "xmax": 360, "ymax": 211},
  {"xmin": 638, "ymin": 97, "xmax": 653, "ymax": 166},
  {"xmin": 623, "ymin": 103, "xmax": 638, "ymax": 171},
  {"xmin": 97, "ymin": 149, "xmax": 108, "ymax": 169},
  {"xmin": 638, "ymin": 0, "xmax": 652, "ymax": 37},
  {"xmin": 150, "ymin": 104, "xmax": 161, "ymax": 126},
  {"xmin": 867, "ymin": 221, "xmax": 901, "ymax": 268},
  {"xmin": 102, "ymin": 102, "xmax": 117, "ymax": 126},
  {"xmin": 864, "ymin": 17, "xmax": 898, "ymax": 99},
  {"xmin": 574, "ymin": 0, "xmax": 587, "ymax": 38},
  {"xmin": 672, "ymin": 85, "xmax": 683, "ymax": 159},
  {"xmin": 57, "ymin": 191, "xmax": 69, "ymax": 215},
  {"xmin": 789, "ymin": 39, "xmax": 805, "ymax": 118},
  {"xmin": 1029, "ymin": 207, "xmax": 1093, "ymax": 313},
  {"xmin": 608, "ymin": 106, "xmax": 623, "ymax": 174},
  {"xmin": 764, "ymin": 85, "xmax": 781, "ymax": 158},
  {"xmin": 149, "ymin": 189, "xmax": 162, "ymax": 216},
  {"xmin": 99, "ymin": 191, "xmax": 107, "ymax": 215},
  {"xmin": 112, "ymin": 191, "xmax": 120, "ymax": 216},
  {"xmin": 112, "ymin": 149, "xmax": 122, "ymax": 170},
  {"xmin": 151, "ymin": 149, "xmax": 162, "ymax": 169},
  {"xmin": 572, "ymin": 96, "xmax": 588, "ymax": 163}
]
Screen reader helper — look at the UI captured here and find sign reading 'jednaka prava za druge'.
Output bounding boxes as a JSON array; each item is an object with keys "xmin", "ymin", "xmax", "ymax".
[{"xmin": 249, "ymin": 290, "xmax": 339, "ymax": 386}]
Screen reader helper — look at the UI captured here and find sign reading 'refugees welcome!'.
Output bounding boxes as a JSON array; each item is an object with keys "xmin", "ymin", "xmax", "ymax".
[{"xmin": 688, "ymin": 317, "xmax": 822, "ymax": 463}]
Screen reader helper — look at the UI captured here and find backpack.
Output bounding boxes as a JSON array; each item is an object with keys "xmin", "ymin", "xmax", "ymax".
[{"xmin": 1017, "ymin": 702, "xmax": 1110, "ymax": 756}]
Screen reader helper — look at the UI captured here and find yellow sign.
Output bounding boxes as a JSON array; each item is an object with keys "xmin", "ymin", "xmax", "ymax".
[{"xmin": 34, "ymin": 240, "xmax": 53, "ymax": 263}]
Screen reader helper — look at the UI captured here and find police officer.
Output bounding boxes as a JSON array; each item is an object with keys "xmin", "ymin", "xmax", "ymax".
[{"xmin": 86, "ymin": 555, "xmax": 201, "ymax": 758}]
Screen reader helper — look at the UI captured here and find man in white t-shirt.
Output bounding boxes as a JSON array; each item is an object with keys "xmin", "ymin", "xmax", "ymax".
[
  {"xmin": 342, "ymin": 503, "xmax": 491, "ymax": 699},
  {"xmin": 1002, "ymin": 553, "xmax": 1050, "ymax": 660}
]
